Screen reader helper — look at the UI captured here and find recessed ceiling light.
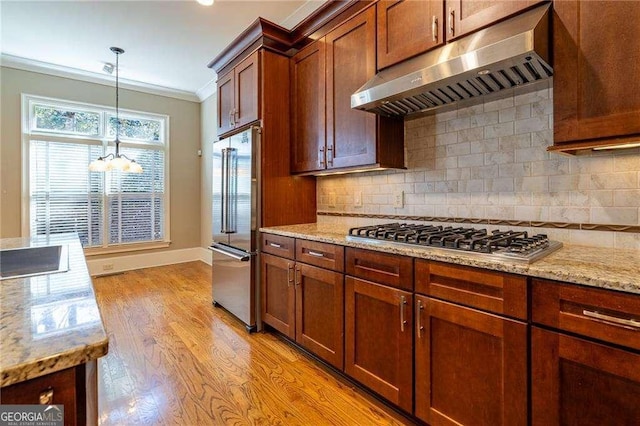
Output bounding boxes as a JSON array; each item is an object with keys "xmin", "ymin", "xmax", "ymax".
[{"xmin": 197, "ymin": 0, "xmax": 214, "ymax": 5}]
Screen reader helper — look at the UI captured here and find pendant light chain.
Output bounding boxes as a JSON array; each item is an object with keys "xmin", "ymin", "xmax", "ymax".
[
  {"xmin": 88, "ymin": 46, "xmax": 142, "ymax": 173},
  {"xmin": 115, "ymin": 48, "xmax": 121, "ymax": 157}
]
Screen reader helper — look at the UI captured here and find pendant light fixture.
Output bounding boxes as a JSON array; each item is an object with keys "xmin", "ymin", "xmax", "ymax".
[{"xmin": 89, "ymin": 47, "xmax": 143, "ymax": 173}]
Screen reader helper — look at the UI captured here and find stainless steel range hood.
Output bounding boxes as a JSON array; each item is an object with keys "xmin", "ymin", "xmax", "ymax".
[{"xmin": 352, "ymin": 4, "xmax": 552, "ymax": 117}]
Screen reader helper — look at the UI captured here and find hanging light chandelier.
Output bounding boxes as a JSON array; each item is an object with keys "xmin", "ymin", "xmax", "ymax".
[{"xmin": 89, "ymin": 47, "xmax": 143, "ymax": 173}]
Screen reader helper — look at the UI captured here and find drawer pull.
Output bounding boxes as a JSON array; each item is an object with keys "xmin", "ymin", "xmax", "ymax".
[
  {"xmin": 269, "ymin": 242, "xmax": 282, "ymax": 248},
  {"xmin": 307, "ymin": 250, "xmax": 325, "ymax": 258},
  {"xmin": 582, "ymin": 310, "xmax": 640, "ymax": 329},
  {"xmin": 400, "ymin": 296, "xmax": 407, "ymax": 332},
  {"xmin": 39, "ymin": 388, "xmax": 54, "ymax": 405}
]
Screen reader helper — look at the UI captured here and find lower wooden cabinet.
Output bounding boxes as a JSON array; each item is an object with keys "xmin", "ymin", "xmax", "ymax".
[
  {"xmin": 345, "ymin": 276, "xmax": 413, "ymax": 412},
  {"xmin": 261, "ymin": 252, "xmax": 344, "ymax": 369},
  {"xmin": 0, "ymin": 362, "xmax": 96, "ymax": 426},
  {"xmin": 262, "ymin": 252, "xmax": 295, "ymax": 338},
  {"xmin": 295, "ymin": 262, "xmax": 344, "ymax": 369},
  {"xmin": 415, "ymin": 295, "xmax": 527, "ymax": 426},
  {"xmin": 531, "ymin": 327, "xmax": 640, "ymax": 426}
]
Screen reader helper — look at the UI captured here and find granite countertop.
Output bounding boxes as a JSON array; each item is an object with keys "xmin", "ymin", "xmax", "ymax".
[
  {"xmin": 0, "ymin": 234, "xmax": 108, "ymax": 387},
  {"xmin": 260, "ymin": 223, "xmax": 640, "ymax": 296}
]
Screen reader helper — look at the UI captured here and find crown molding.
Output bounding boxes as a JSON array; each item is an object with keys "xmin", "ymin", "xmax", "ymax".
[
  {"xmin": 1, "ymin": 53, "xmax": 200, "ymax": 102},
  {"xmin": 196, "ymin": 77, "xmax": 217, "ymax": 102},
  {"xmin": 280, "ymin": 0, "xmax": 328, "ymax": 30}
]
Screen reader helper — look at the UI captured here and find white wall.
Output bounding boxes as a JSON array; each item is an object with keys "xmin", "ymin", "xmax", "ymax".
[
  {"xmin": 318, "ymin": 87, "xmax": 640, "ymax": 249},
  {"xmin": 200, "ymin": 92, "xmax": 216, "ymax": 248}
]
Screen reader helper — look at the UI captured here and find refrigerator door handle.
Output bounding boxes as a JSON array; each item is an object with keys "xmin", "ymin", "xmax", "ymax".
[
  {"xmin": 209, "ymin": 243, "xmax": 252, "ymax": 262},
  {"xmin": 220, "ymin": 147, "xmax": 228, "ymax": 233}
]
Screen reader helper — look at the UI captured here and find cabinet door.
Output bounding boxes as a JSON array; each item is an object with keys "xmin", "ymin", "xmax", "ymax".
[
  {"xmin": 531, "ymin": 327, "xmax": 640, "ymax": 426},
  {"xmin": 261, "ymin": 253, "xmax": 295, "ymax": 339},
  {"xmin": 415, "ymin": 296, "xmax": 527, "ymax": 426},
  {"xmin": 345, "ymin": 277, "xmax": 413, "ymax": 412},
  {"xmin": 553, "ymin": 1, "xmax": 640, "ymax": 148},
  {"xmin": 291, "ymin": 41, "xmax": 326, "ymax": 173},
  {"xmin": 446, "ymin": 0, "xmax": 542, "ymax": 40},
  {"xmin": 295, "ymin": 263, "xmax": 344, "ymax": 369},
  {"xmin": 217, "ymin": 70, "xmax": 235, "ymax": 136},
  {"xmin": 326, "ymin": 6, "xmax": 377, "ymax": 169},
  {"xmin": 235, "ymin": 51, "xmax": 259, "ymax": 129},
  {"xmin": 377, "ymin": 0, "xmax": 444, "ymax": 70},
  {"xmin": 1, "ymin": 365, "xmax": 83, "ymax": 426}
]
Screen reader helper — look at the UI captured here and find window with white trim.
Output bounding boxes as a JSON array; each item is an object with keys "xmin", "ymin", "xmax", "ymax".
[{"xmin": 23, "ymin": 95, "xmax": 169, "ymax": 250}]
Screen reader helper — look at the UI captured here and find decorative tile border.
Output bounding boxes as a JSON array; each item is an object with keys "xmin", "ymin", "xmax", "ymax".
[{"xmin": 317, "ymin": 211, "xmax": 640, "ymax": 233}]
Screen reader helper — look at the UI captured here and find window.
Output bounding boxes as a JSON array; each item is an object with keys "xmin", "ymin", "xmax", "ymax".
[{"xmin": 23, "ymin": 95, "xmax": 170, "ymax": 251}]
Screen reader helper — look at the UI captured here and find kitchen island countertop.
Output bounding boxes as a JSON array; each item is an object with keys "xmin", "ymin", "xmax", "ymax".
[
  {"xmin": 0, "ymin": 234, "xmax": 108, "ymax": 387},
  {"xmin": 260, "ymin": 223, "xmax": 640, "ymax": 296}
]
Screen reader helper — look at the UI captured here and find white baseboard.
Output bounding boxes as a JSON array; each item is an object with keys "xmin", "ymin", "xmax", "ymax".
[{"xmin": 87, "ymin": 246, "xmax": 212, "ymax": 276}]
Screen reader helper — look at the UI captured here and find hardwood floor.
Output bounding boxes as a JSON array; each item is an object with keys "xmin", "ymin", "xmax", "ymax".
[{"xmin": 93, "ymin": 261, "xmax": 413, "ymax": 425}]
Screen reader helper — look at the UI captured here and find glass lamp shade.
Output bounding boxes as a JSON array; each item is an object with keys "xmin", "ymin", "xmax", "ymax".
[
  {"xmin": 108, "ymin": 155, "xmax": 131, "ymax": 171},
  {"xmin": 88, "ymin": 158, "xmax": 108, "ymax": 172},
  {"xmin": 128, "ymin": 161, "xmax": 143, "ymax": 173}
]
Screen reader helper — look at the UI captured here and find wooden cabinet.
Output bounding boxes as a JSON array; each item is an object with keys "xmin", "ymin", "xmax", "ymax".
[
  {"xmin": 550, "ymin": 1, "xmax": 640, "ymax": 153},
  {"xmin": 531, "ymin": 328, "xmax": 640, "ymax": 426},
  {"xmin": 445, "ymin": 0, "xmax": 543, "ymax": 41},
  {"xmin": 262, "ymin": 251, "xmax": 296, "ymax": 338},
  {"xmin": 216, "ymin": 51, "xmax": 259, "ymax": 137},
  {"xmin": 261, "ymin": 235, "xmax": 345, "ymax": 369},
  {"xmin": 291, "ymin": 6, "xmax": 404, "ymax": 174},
  {"xmin": 1, "ymin": 363, "xmax": 95, "ymax": 426},
  {"xmin": 414, "ymin": 260, "xmax": 528, "ymax": 425},
  {"xmin": 377, "ymin": 0, "xmax": 444, "ymax": 70},
  {"xmin": 344, "ymin": 248, "xmax": 413, "ymax": 412},
  {"xmin": 291, "ymin": 41, "xmax": 325, "ymax": 173},
  {"xmin": 531, "ymin": 279, "xmax": 640, "ymax": 425}
]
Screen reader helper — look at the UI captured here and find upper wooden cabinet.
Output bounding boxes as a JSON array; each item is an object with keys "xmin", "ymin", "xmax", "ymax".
[
  {"xmin": 291, "ymin": 41, "xmax": 326, "ymax": 173},
  {"xmin": 377, "ymin": 0, "xmax": 444, "ymax": 70},
  {"xmin": 291, "ymin": 6, "xmax": 404, "ymax": 174},
  {"xmin": 550, "ymin": 1, "xmax": 640, "ymax": 153},
  {"xmin": 445, "ymin": 0, "xmax": 544, "ymax": 40},
  {"xmin": 217, "ymin": 51, "xmax": 259, "ymax": 137}
]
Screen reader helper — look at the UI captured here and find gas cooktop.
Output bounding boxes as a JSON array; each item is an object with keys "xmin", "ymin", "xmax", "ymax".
[{"xmin": 346, "ymin": 223, "xmax": 562, "ymax": 264}]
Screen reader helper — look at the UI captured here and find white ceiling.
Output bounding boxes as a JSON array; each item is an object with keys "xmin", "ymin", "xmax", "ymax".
[{"xmin": 0, "ymin": 0, "xmax": 327, "ymax": 101}]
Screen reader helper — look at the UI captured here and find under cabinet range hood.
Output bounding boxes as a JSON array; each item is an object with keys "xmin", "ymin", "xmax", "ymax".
[{"xmin": 352, "ymin": 4, "xmax": 552, "ymax": 117}]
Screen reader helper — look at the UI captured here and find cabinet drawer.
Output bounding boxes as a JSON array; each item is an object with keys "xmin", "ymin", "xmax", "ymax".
[
  {"xmin": 415, "ymin": 260, "xmax": 527, "ymax": 320},
  {"xmin": 261, "ymin": 234, "xmax": 295, "ymax": 259},
  {"xmin": 532, "ymin": 279, "xmax": 640, "ymax": 351},
  {"xmin": 346, "ymin": 248, "xmax": 413, "ymax": 291},
  {"xmin": 296, "ymin": 239, "xmax": 344, "ymax": 272}
]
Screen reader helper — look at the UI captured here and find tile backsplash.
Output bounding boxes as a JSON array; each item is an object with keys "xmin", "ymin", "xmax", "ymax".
[{"xmin": 317, "ymin": 87, "xmax": 640, "ymax": 249}]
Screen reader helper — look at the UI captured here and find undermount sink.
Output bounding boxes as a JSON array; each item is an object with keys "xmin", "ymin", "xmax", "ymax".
[{"xmin": 0, "ymin": 245, "xmax": 69, "ymax": 280}]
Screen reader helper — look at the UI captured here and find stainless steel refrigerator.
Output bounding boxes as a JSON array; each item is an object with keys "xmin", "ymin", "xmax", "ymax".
[{"xmin": 210, "ymin": 126, "xmax": 260, "ymax": 332}]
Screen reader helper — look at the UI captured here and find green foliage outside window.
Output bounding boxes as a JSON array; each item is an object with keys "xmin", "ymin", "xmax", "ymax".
[{"xmin": 34, "ymin": 105, "xmax": 100, "ymax": 135}]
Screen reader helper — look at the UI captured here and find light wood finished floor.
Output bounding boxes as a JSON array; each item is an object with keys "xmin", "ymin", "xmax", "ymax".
[{"xmin": 94, "ymin": 261, "xmax": 413, "ymax": 425}]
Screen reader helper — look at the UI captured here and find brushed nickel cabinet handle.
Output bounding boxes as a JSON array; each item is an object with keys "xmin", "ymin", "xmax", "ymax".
[
  {"xmin": 327, "ymin": 145, "xmax": 334, "ymax": 167},
  {"xmin": 432, "ymin": 16, "xmax": 438, "ymax": 42},
  {"xmin": 417, "ymin": 299, "xmax": 425, "ymax": 338},
  {"xmin": 269, "ymin": 242, "xmax": 282, "ymax": 248},
  {"xmin": 294, "ymin": 265, "xmax": 301, "ymax": 286},
  {"xmin": 307, "ymin": 250, "xmax": 324, "ymax": 258},
  {"xmin": 400, "ymin": 295, "xmax": 407, "ymax": 332},
  {"xmin": 319, "ymin": 146, "xmax": 325, "ymax": 169},
  {"xmin": 582, "ymin": 310, "xmax": 640, "ymax": 329},
  {"xmin": 39, "ymin": 388, "xmax": 54, "ymax": 405},
  {"xmin": 228, "ymin": 109, "xmax": 234, "ymax": 127},
  {"xmin": 448, "ymin": 8, "xmax": 455, "ymax": 36},
  {"xmin": 287, "ymin": 263, "xmax": 293, "ymax": 287}
]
